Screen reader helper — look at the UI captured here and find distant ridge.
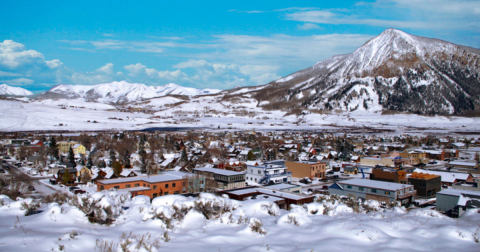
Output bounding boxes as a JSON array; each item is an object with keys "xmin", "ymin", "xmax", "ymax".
[{"xmin": 40, "ymin": 81, "xmax": 222, "ymax": 103}]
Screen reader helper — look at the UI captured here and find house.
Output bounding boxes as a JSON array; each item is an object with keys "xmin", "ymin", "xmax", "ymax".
[
  {"xmin": 370, "ymin": 167, "xmax": 408, "ymax": 184},
  {"xmin": 57, "ymin": 141, "xmax": 79, "ymax": 153},
  {"xmin": 436, "ymin": 188, "xmax": 480, "ymax": 217},
  {"xmin": 77, "ymin": 166, "xmax": 93, "ymax": 177},
  {"xmin": 414, "ymin": 168, "xmax": 474, "ymax": 187},
  {"xmin": 359, "ymin": 157, "xmax": 396, "ymax": 167},
  {"xmin": 344, "ymin": 165, "xmax": 358, "ymax": 175},
  {"xmin": 221, "ymin": 186, "xmax": 315, "ymax": 209},
  {"xmin": 246, "ymin": 160, "xmax": 292, "ymax": 185},
  {"xmin": 72, "ymin": 144, "xmax": 86, "ymax": 155},
  {"xmin": 285, "ymin": 160, "xmax": 327, "ymax": 179},
  {"xmin": 120, "ymin": 170, "xmax": 137, "ymax": 178},
  {"xmin": 96, "ymin": 171, "xmax": 192, "ymax": 198},
  {"xmin": 264, "ymin": 183, "xmax": 302, "ymax": 194},
  {"xmin": 56, "ymin": 168, "xmax": 78, "ymax": 183},
  {"xmin": 329, "ymin": 179, "xmax": 416, "ymax": 205},
  {"xmin": 193, "ymin": 167, "xmax": 245, "ymax": 190},
  {"xmin": 448, "ymin": 161, "xmax": 479, "ymax": 171},
  {"xmin": 407, "ymin": 172, "xmax": 441, "ymax": 198},
  {"xmin": 399, "ymin": 151, "xmax": 427, "ymax": 164}
]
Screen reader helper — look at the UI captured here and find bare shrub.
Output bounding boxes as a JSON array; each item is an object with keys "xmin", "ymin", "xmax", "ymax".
[
  {"xmin": 21, "ymin": 200, "xmax": 40, "ymax": 216},
  {"xmin": 42, "ymin": 192, "xmax": 71, "ymax": 205},
  {"xmin": 250, "ymin": 218, "xmax": 267, "ymax": 235},
  {"xmin": 95, "ymin": 239, "xmax": 117, "ymax": 252},
  {"xmin": 171, "ymin": 205, "xmax": 192, "ymax": 222},
  {"xmin": 285, "ymin": 215, "xmax": 300, "ymax": 226},
  {"xmin": 154, "ymin": 212, "xmax": 173, "ymax": 230},
  {"xmin": 261, "ymin": 203, "xmax": 278, "ymax": 216},
  {"xmin": 323, "ymin": 204, "xmax": 331, "ymax": 215},
  {"xmin": 69, "ymin": 195, "xmax": 114, "ymax": 225}
]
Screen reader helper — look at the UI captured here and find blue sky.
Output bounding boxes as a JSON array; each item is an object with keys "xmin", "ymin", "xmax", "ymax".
[{"xmin": 1, "ymin": 0, "xmax": 479, "ymax": 93}]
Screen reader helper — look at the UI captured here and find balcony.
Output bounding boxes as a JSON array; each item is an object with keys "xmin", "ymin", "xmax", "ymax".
[
  {"xmin": 397, "ymin": 190, "xmax": 417, "ymax": 199},
  {"xmin": 267, "ymin": 171, "xmax": 292, "ymax": 178}
]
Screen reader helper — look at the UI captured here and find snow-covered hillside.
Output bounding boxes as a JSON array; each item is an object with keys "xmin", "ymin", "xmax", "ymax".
[
  {"xmin": 248, "ymin": 28, "xmax": 480, "ymax": 115},
  {"xmin": 0, "ymin": 84, "xmax": 33, "ymax": 96},
  {"xmin": 44, "ymin": 81, "xmax": 222, "ymax": 103},
  {"xmin": 0, "ymin": 192, "xmax": 479, "ymax": 252}
]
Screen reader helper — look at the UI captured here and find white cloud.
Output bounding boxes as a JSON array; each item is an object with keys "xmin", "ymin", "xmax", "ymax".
[
  {"xmin": 282, "ymin": 1, "xmax": 480, "ymax": 31},
  {"xmin": 4, "ymin": 78, "xmax": 34, "ymax": 85},
  {"xmin": 297, "ymin": 23, "xmax": 322, "ymax": 30},
  {"xmin": 0, "ymin": 40, "xmax": 65, "ymax": 88},
  {"xmin": 124, "ymin": 63, "xmax": 188, "ymax": 82},
  {"xmin": 98, "ymin": 63, "xmax": 114, "ymax": 75},
  {"xmin": 46, "ymin": 59, "xmax": 63, "ymax": 69}
]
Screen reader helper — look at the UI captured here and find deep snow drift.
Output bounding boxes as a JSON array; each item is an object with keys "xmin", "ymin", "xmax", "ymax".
[{"xmin": 0, "ymin": 192, "xmax": 479, "ymax": 252}]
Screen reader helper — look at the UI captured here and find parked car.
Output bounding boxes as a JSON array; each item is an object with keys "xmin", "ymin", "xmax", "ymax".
[
  {"xmin": 73, "ymin": 189, "xmax": 86, "ymax": 194},
  {"xmin": 0, "ymin": 169, "xmax": 5, "ymax": 173},
  {"xmin": 327, "ymin": 171, "xmax": 334, "ymax": 174},
  {"xmin": 49, "ymin": 179, "xmax": 58, "ymax": 185},
  {"xmin": 428, "ymin": 161, "xmax": 438, "ymax": 164},
  {"xmin": 28, "ymin": 185, "xmax": 35, "ymax": 191},
  {"xmin": 69, "ymin": 186, "xmax": 80, "ymax": 192},
  {"xmin": 332, "ymin": 175, "xmax": 339, "ymax": 179}
]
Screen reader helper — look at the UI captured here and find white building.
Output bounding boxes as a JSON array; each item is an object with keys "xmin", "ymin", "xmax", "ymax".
[{"xmin": 246, "ymin": 160, "xmax": 292, "ymax": 185}]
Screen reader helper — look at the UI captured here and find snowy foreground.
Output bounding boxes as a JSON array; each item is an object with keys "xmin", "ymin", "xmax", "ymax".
[{"xmin": 0, "ymin": 192, "xmax": 479, "ymax": 252}]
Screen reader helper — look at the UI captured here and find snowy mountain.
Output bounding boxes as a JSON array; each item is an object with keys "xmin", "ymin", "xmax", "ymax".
[
  {"xmin": 42, "ymin": 81, "xmax": 222, "ymax": 103},
  {"xmin": 0, "ymin": 84, "xmax": 33, "ymax": 96},
  {"xmin": 240, "ymin": 28, "xmax": 480, "ymax": 115}
]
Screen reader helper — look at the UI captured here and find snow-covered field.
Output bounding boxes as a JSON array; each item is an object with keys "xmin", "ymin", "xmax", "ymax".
[
  {"xmin": 0, "ymin": 192, "xmax": 479, "ymax": 252},
  {"xmin": 1, "ymin": 95, "xmax": 479, "ymax": 133}
]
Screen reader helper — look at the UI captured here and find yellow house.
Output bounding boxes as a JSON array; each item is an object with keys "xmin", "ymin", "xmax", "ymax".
[
  {"xmin": 399, "ymin": 151, "xmax": 427, "ymax": 164},
  {"xmin": 57, "ymin": 141, "xmax": 78, "ymax": 153},
  {"xmin": 77, "ymin": 166, "xmax": 93, "ymax": 177},
  {"xmin": 72, "ymin": 144, "xmax": 86, "ymax": 155}
]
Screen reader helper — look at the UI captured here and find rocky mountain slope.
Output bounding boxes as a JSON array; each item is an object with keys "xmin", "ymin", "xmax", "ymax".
[
  {"xmin": 232, "ymin": 29, "xmax": 480, "ymax": 115},
  {"xmin": 0, "ymin": 84, "xmax": 33, "ymax": 96},
  {"xmin": 38, "ymin": 81, "xmax": 221, "ymax": 103}
]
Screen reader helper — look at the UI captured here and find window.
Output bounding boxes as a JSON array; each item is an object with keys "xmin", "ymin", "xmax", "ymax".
[
  {"xmin": 258, "ymin": 170, "xmax": 261, "ymax": 174},
  {"xmin": 347, "ymin": 185, "xmax": 352, "ymax": 189},
  {"xmin": 153, "ymin": 193, "xmax": 157, "ymax": 198},
  {"xmin": 174, "ymin": 191, "xmax": 180, "ymax": 194},
  {"xmin": 134, "ymin": 183, "xmax": 140, "ymax": 187},
  {"xmin": 100, "ymin": 186, "xmax": 104, "ymax": 190},
  {"xmin": 183, "ymin": 182, "xmax": 186, "ymax": 186},
  {"xmin": 172, "ymin": 183, "xmax": 176, "ymax": 187},
  {"xmin": 385, "ymin": 191, "xmax": 390, "ymax": 195},
  {"xmin": 164, "ymin": 192, "xmax": 169, "ymax": 195},
  {"xmin": 153, "ymin": 185, "xmax": 157, "ymax": 190},
  {"xmin": 143, "ymin": 184, "xmax": 146, "ymax": 187},
  {"xmin": 125, "ymin": 184, "xmax": 131, "ymax": 188},
  {"xmin": 371, "ymin": 189, "xmax": 377, "ymax": 193},
  {"xmin": 358, "ymin": 187, "xmax": 364, "ymax": 191},
  {"xmin": 114, "ymin": 186, "xmax": 120, "ymax": 189},
  {"xmin": 165, "ymin": 184, "xmax": 169, "ymax": 188}
]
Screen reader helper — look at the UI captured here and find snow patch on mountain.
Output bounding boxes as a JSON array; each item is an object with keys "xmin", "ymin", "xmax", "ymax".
[
  {"xmin": 0, "ymin": 84, "xmax": 33, "ymax": 96},
  {"xmin": 47, "ymin": 81, "xmax": 222, "ymax": 103}
]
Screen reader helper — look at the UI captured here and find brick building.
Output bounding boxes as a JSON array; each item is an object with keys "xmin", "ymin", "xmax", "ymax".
[{"xmin": 285, "ymin": 160, "xmax": 327, "ymax": 179}]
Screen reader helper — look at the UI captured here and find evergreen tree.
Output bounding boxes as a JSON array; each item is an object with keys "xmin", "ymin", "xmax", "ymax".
[
  {"xmin": 68, "ymin": 146, "xmax": 76, "ymax": 167},
  {"xmin": 138, "ymin": 137, "xmax": 147, "ymax": 173},
  {"xmin": 247, "ymin": 150, "xmax": 255, "ymax": 161},
  {"xmin": 109, "ymin": 149, "xmax": 116, "ymax": 162},
  {"xmin": 111, "ymin": 161, "xmax": 123, "ymax": 176},
  {"xmin": 48, "ymin": 136, "xmax": 59, "ymax": 160},
  {"xmin": 86, "ymin": 154, "xmax": 93, "ymax": 169},
  {"xmin": 62, "ymin": 169, "xmax": 71, "ymax": 184},
  {"xmin": 181, "ymin": 148, "xmax": 188, "ymax": 162},
  {"xmin": 123, "ymin": 149, "xmax": 131, "ymax": 168}
]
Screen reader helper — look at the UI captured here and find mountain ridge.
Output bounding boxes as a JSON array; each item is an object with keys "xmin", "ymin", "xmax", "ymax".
[
  {"xmin": 40, "ymin": 81, "xmax": 222, "ymax": 103},
  {"xmin": 0, "ymin": 84, "xmax": 33, "ymax": 96},
  {"xmin": 236, "ymin": 28, "xmax": 480, "ymax": 115}
]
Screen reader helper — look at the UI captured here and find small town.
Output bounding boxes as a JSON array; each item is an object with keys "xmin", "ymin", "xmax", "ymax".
[{"xmin": 2, "ymin": 130, "xmax": 479, "ymax": 218}]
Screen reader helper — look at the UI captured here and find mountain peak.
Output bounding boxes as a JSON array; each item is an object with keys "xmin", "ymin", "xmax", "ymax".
[{"xmin": 0, "ymin": 84, "xmax": 33, "ymax": 96}]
